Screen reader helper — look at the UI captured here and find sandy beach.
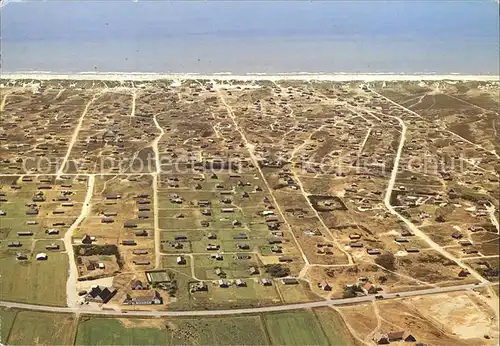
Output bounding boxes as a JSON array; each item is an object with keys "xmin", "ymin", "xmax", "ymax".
[{"xmin": 1, "ymin": 72, "xmax": 499, "ymax": 82}]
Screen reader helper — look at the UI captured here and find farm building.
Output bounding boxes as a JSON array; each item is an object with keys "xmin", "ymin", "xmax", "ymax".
[
  {"xmin": 82, "ymin": 234, "xmax": 93, "ymax": 244},
  {"xmin": 36, "ymin": 253, "xmax": 48, "ymax": 260},
  {"xmin": 218, "ymin": 279, "xmax": 229, "ymax": 288},
  {"xmin": 85, "ymin": 285, "xmax": 117, "ymax": 303},
  {"xmin": 235, "ymin": 279, "xmax": 246, "ymax": 287},
  {"xmin": 131, "ymin": 280, "xmax": 147, "ymax": 290},
  {"xmin": 16, "ymin": 252, "xmax": 28, "ymax": 260},
  {"xmin": 281, "ymin": 277, "xmax": 299, "ymax": 285},
  {"xmin": 45, "ymin": 243, "xmax": 60, "ymax": 250},
  {"xmin": 123, "ymin": 291, "xmax": 162, "ymax": 305},
  {"xmin": 248, "ymin": 266, "xmax": 259, "ymax": 275},
  {"xmin": 17, "ymin": 232, "xmax": 33, "ymax": 236}
]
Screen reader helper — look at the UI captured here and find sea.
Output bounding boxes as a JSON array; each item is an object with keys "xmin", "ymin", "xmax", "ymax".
[{"xmin": 1, "ymin": 0, "xmax": 499, "ymax": 75}]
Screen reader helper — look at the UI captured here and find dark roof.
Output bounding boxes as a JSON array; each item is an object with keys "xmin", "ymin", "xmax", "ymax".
[{"xmin": 86, "ymin": 286, "xmax": 116, "ymax": 303}]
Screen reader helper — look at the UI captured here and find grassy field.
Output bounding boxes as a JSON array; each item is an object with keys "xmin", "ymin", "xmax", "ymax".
[
  {"xmin": 170, "ymin": 316, "xmax": 269, "ymax": 345},
  {"xmin": 0, "ymin": 308, "xmax": 17, "ymax": 344},
  {"xmin": 76, "ymin": 315, "xmax": 269, "ymax": 345},
  {"xmin": 3, "ymin": 309, "xmax": 358, "ymax": 345},
  {"xmin": 263, "ymin": 310, "xmax": 330, "ymax": 345},
  {"xmin": 314, "ymin": 307, "xmax": 360, "ymax": 345},
  {"xmin": 7, "ymin": 311, "xmax": 77, "ymax": 345},
  {"xmin": 0, "ymin": 251, "xmax": 68, "ymax": 306},
  {"xmin": 76, "ymin": 318, "xmax": 168, "ymax": 345}
]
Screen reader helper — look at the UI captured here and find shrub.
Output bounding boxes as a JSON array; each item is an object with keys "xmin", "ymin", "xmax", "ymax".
[
  {"xmin": 375, "ymin": 252, "xmax": 396, "ymax": 271},
  {"xmin": 264, "ymin": 264, "xmax": 290, "ymax": 278}
]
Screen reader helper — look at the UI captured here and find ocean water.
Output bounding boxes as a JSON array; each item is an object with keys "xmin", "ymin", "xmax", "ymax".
[{"xmin": 1, "ymin": 1, "xmax": 499, "ymax": 75}]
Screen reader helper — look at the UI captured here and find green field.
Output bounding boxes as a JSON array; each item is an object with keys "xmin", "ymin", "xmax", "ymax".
[
  {"xmin": 313, "ymin": 307, "xmax": 359, "ymax": 346},
  {"xmin": 6, "ymin": 311, "xmax": 76, "ymax": 345},
  {"xmin": 0, "ymin": 251, "xmax": 68, "ymax": 306},
  {"xmin": 0, "ymin": 308, "xmax": 17, "ymax": 344},
  {"xmin": 76, "ymin": 315, "xmax": 269, "ymax": 346},
  {"xmin": 2, "ymin": 308, "xmax": 357, "ymax": 345},
  {"xmin": 76, "ymin": 318, "xmax": 168, "ymax": 345},
  {"xmin": 263, "ymin": 310, "xmax": 330, "ymax": 345},
  {"xmin": 170, "ymin": 316, "xmax": 269, "ymax": 345}
]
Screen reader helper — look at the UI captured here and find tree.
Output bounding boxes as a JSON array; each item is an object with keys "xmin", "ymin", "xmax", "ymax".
[
  {"xmin": 435, "ymin": 214, "xmax": 446, "ymax": 223},
  {"xmin": 375, "ymin": 252, "xmax": 396, "ymax": 271},
  {"xmin": 264, "ymin": 264, "xmax": 290, "ymax": 278}
]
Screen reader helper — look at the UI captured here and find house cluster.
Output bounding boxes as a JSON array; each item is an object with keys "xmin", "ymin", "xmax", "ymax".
[
  {"xmin": 454, "ymin": 234, "xmax": 479, "ymax": 255},
  {"xmin": 344, "ymin": 277, "xmax": 381, "ymax": 297}
]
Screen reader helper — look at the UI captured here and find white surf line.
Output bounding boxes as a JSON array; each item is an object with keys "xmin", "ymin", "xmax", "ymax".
[
  {"xmin": 57, "ymin": 95, "xmax": 98, "ymax": 177},
  {"xmin": 213, "ymin": 80, "xmax": 310, "ymax": 266},
  {"xmin": 383, "ymin": 114, "xmax": 488, "ymax": 284},
  {"xmin": 65, "ymin": 174, "xmax": 95, "ymax": 308},
  {"xmin": 2, "ymin": 73, "xmax": 499, "ymax": 82},
  {"xmin": 151, "ymin": 112, "xmax": 165, "ymax": 269}
]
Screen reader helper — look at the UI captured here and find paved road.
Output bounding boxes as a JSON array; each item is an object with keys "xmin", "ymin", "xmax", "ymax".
[{"xmin": 0, "ymin": 282, "xmax": 495, "ymax": 317}]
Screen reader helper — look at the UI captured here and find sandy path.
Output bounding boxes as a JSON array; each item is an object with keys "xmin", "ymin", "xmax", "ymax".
[
  {"xmin": 57, "ymin": 94, "xmax": 98, "ymax": 176},
  {"xmin": 151, "ymin": 111, "xmax": 165, "ymax": 269},
  {"xmin": 65, "ymin": 174, "xmax": 95, "ymax": 307},
  {"xmin": 292, "ymin": 171, "xmax": 354, "ymax": 265},
  {"xmin": 0, "ymin": 92, "xmax": 9, "ymax": 111},
  {"xmin": 358, "ymin": 126, "xmax": 373, "ymax": 155},
  {"xmin": 382, "ymin": 112, "xmax": 488, "ymax": 284},
  {"xmin": 332, "ymin": 307, "xmax": 373, "ymax": 346},
  {"xmin": 443, "ymin": 130, "xmax": 500, "ymax": 159},
  {"xmin": 372, "ymin": 89, "xmax": 499, "ymax": 159},
  {"xmin": 486, "ymin": 204, "xmax": 500, "ymax": 234},
  {"xmin": 213, "ymin": 80, "xmax": 310, "ymax": 266},
  {"xmin": 366, "ymin": 301, "xmax": 382, "ymax": 343}
]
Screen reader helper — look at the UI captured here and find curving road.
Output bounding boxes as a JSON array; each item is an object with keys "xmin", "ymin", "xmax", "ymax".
[{"xmin": 0, "ymin": 282, "xmax": 495, "ymax": 317}]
